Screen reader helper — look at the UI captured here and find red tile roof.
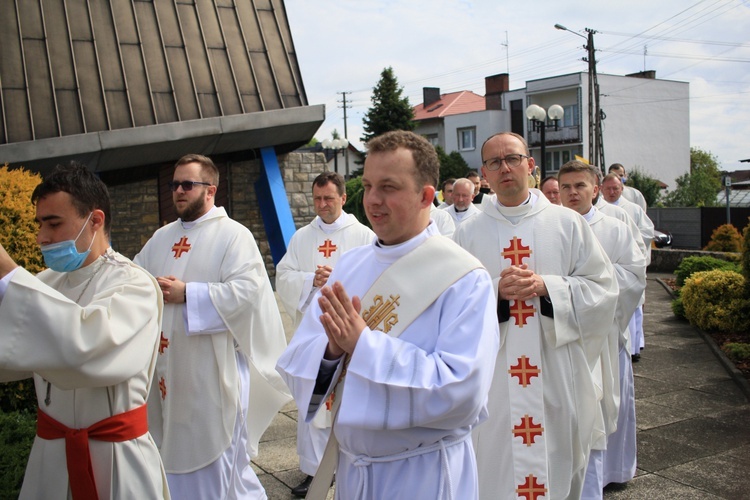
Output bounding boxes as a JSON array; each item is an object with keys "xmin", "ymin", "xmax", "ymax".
[{"xmin": 413, "ymin": 91, "xmax": 486, "ymax": 120}]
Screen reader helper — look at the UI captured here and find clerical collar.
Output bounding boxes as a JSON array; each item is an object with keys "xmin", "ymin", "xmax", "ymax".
[
  {"xmin": 315, "ymin": 212, "xmax": 348, "ymax": 234},
  {"xmin": 582, "ymin": 205, "xmax": 597, "ymax": 222},
  {"xmin": 493, "ymin": 192, "xmax": 537, "ymax": 224},
  {"xmin": 455, "ymin": 207, "xmax": 469, "ymax": 213},
  {"xmin": 610, "ymin": 198, "xmax": 621, "ymax": 206},
  {"xmin": 374, "ymin": 223, "xmax": 437, "ymax": 264},
  {"xmin": 180, "ymin": 205, "xmax": 217, "ymax": 230}
]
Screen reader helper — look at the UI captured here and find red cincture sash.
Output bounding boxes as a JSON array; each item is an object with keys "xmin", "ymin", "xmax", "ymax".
[{"xmin": 36, "ymin": 404, "xmax": 149, "ymax": 500}]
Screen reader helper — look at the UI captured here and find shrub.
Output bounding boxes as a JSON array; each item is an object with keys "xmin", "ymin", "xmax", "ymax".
[
  {"xmin": 742, "ymin": 219, "xmax": 750, "ymax": 293},
  {"xmin": 674, "ymin": 255, "xmax": 741, "ymax": 287},
  {"xmin": 343, "ymin": 176, "xmax": 369, "ymax": 228},
  {"xmin": 681, "ymin": 270, "xmax": 746, "ymax": 332},
  {"xmin": 0, "ymin": 411, "xmax": 36, "ymax": 498},
  {"xmin": 0, "ymin": 165, "xmax": 43, "ymax": 415},
  {"xmin": 671, "ymin": 295, "xmax": 686, "ymax": 319},
  {"xmin": 704, "ymin": 223, "xmax": 742, "ymax": 252},
  {"xmin": 723, "ymin": 342, "xmax": 750, "ymax": 362}
]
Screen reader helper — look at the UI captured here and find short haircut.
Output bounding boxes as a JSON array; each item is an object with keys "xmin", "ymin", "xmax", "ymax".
[
  {"xmin": 608, "ymin": 163, "xmax": 625, "ymax": 174},
  {"xmin": 481, "ymin": 132, "xmax": 530, "ymax": 157},
  {"xmin": 539, "ymin": 176, "xmax": 558, "ymax": 190},
  {"xmin": 366, "ymin": 130, "xmax": 439, "ymax": 189},
  {"xmin": 558, "ymin": 160, "xmax": 600, "ymax": 185},
  {"xmin": 442, "ymin": 178, "xmax": 456, "ymax": 190},
  {"xmin": 602, "ymin": 173, "xmax": 622, "ymax": 185},
  {"xmin": 31, "ymin": 161, "xmax": 112, "ymax": 235},
  {"xmin": 453, "ymin": 178, "xmax": 474, "ymax": 192},
  {"xmin": 466, "ymin": 171, "xmax": 480, "ymax": 180},
  {"xmin": 174, "ymin": 154, "xmax": 219, "ymax": 186},
  {"xmin": 313, "ymin": 171, "xmax": 346, "ymax": 196}
]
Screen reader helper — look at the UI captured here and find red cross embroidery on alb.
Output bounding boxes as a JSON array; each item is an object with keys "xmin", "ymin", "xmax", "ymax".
[
  {"xmin": 513, "ymin": 414, "xmax": 544, "ymax": 446},
  {"xmin": 159, "ymin": 377, "xmax": 167, "ymax": 400},
  {"xmin": 510, "ymin": 299, "xmax": 537, "ymax": 326},
  {"xmin": 516, "ymin": 474, "xmax": 547, "ymax": 500},
  {"xmin": 508, "ymin": 355, "xmax": 540, "ymax": 387},
  {"xmin": 318, "ymin": 239, "xmax": 338, "ymax": 258},
  {"xmin": 158, "ymin": 332, "xmax": 169, "ymax": 354},
  {"xmin": 172, "ymin": 236, "xmax": 191, "ymax": 258},
  {"xmin": 502, "ymin": 236, "xmax": 532, "ymax": 266}
]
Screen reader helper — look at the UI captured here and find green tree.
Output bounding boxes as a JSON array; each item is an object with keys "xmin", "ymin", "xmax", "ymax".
[
  {"xmin": 436, "ymin": 146, "xmax": 470, "ymax": 186},
  {"xmin": 360, "ymin": 67, "xmax": 414, "ymax": 144},
  {"xmin": 626, "ymin": 167, "xmax": 661, "ymax": 207},
  {"xmin": 662, "ymin": 147, "xmax": 722, "ymax": 207}
]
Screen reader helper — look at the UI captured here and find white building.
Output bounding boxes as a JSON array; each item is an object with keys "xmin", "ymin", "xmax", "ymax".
[{"xmin": 413, "ymin": 72, "xmax": 690, "ymax": 187}]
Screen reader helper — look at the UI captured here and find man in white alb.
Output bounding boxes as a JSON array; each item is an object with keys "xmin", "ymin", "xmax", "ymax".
[
  {"xmin": 609, "ymin": 163, "xmax": 647, "ymax": 212},
  {"xmin": 0, "ymin": 163, "xmax": 168, "ymax": 499},
  {"xmin": 445, "ymin": 178, "xmax": 480, "ymax": 225},
  {"xmin": 275, "ymin": 171, "xmax": 373, "ymax": 497},
  {"xmin": 454, "ymin": 132, "xmax": 618, "ymax": 500},
  {"xmin": 134, "ymin": 154, "xmax": 290, "ymax": 499},
  {"xmin": 559, "ymin": 161, "xmax": 646, "ymax": 499},
  {"xmin": 276, "ymin": 130, "xmax": 499, "ymax": 499},
  {"xmin": 601, "ymin": 173, "xmax": 654, "ymax": 362}
]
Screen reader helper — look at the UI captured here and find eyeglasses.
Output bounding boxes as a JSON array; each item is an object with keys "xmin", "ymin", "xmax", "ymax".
[
  {"xmin": 482, "ymin": 154, "xmax": 529, "ymax": 171},
  {"xmin": 168, "ymin": 181, "xmax": 212, "ymax": 192}
]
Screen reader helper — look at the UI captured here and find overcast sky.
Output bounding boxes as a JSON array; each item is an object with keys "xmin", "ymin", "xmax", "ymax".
[{"xmin": 285, "ymin": 0, "xmax": 750, "ymax": 173}]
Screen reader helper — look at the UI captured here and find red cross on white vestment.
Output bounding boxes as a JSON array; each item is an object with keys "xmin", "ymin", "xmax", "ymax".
[
  {"xmin": 502, "ymin": 236, "xmax": 532, "ymax": 266},
  {"xmin": 513, "ymin": 414, "xmax": 544, "ymax": 446},
  {"xmin": 158, "ymin": 332, "xmax": 169, "ymax": 354},
  {"xmin": 172, "ymin": 236, "xmax": 191, "ymax": 259},
  {"xmin": 324, "ymin": 393, "xmax": 335, "ymax": 411},
  {"xmin": 508, "ymin": 355, "xmax": 540, "ymax": 387},
  {"xmin": 516, "ymin": 474, "xmax": 547, "ymax": 500},
  {"xmin": 318, "ymin": 239, "xmax": 337, "ymax": 258},
  {"xmin": 510, "ymin": 299, "xmax": 536, "ymax": 327},
  {"xmin": 159, "ymin": 377, "xmax": 167, "ymax": 400}
]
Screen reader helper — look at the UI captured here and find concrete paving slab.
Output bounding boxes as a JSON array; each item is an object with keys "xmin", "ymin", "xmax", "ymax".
[
  {"xmin": 657, "ymin": 448, "xmax": 750, "ymax": 499},
  {"xmin": 635, "ymin": 400, "xmax": 698, "ymax": 430},
  {"xmin": 603, "ymin": 473, "xmax": 725, "ymax": 499},
  {"xmin": 639, "ymin": 387, "xmax": 742, "ymax": 415},
  {"xmin": 633, "ymin": 374, "xmax": 683, "ymax": 399},
  {"xmin": 635, "ymin": 432, "xmax": 714, "ymax": 472},
  {"xmin": 643, "ymin": 362, "xmax": 733, "ymax": 388},
  {"xmin": 642, "ymin": 415, "xmax": 750, "ymax": 454}
]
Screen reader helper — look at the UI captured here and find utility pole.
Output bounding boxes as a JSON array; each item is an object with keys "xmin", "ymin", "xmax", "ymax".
[
  {"xmin": 337, "ymin": 91, "xmax": 352, "ymax": 178},
  {"xmin": 582, "ymin": 28, "xmax": 605, "ymax": 172}
]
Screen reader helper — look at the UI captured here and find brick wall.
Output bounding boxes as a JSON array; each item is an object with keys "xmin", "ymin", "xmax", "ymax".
[{"xmin": 108, "ymin": 151, "xmax": 327, "ymax": 277}]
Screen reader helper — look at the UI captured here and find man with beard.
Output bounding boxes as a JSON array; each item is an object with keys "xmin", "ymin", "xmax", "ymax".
[
  {"xmin": 444, "ymin": 178, "xmax": 480, "ymax": 226},
  {"xmin": 134, "ymin": 154, "xmax": 290, "ymax": 499}
]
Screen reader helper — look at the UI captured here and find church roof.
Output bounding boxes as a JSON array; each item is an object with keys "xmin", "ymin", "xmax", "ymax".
[{"xmin": 0, "ymin": 0, "xmax": 322, "ymax": 173}]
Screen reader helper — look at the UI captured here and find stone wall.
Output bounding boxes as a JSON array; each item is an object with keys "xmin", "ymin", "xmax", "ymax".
[
  {"xmin": 108, "ymin": 151, "xmax": 327, "ymax": 277},
  {"xmin": 109, "ymin": 178, "xmax": 160, "ymax": 260},
  {"xmin": 648, "ymin": 248, "xmax": 741, "ymax": 273}
]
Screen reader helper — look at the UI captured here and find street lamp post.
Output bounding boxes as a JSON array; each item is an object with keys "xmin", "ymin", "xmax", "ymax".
[
  {"xmin": 525, "ymin": 104, "xmax": 564, "ymax": 179},
  {"xmin": 321, "ymin": 138, "xmax": 350, "ymax": 178},
  {"xmin": 722, "ymin": 171, "xmax": 732, "ymax": 224}
]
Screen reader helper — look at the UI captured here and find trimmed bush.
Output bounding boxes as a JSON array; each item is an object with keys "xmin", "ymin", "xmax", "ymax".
[
  {"xmin": 0, "ymin": 411, "xmax": 36, "ymax": 498},
  {"xmin": 675, "ymin": 255, "xmax": 741, "ymax": 287},
  {"xmin": 671, "ymin": 294, "xmax": 686, "ymax": 320},
  {"xmin": 723, "ymin": 342, "xmax": 750, "ymax": 362},
  {"xmin": 704, "ymin": 223, "xmax": 742, "ymax": 252},
  {"xmin": 681, "ymin": 270, "xmax": 746, "ymax": 332}
]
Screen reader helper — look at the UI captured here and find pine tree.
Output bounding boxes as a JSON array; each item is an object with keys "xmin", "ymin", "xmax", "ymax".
[{"xmin": 360, "ymin": 67, "xmax": 414, "ymax": 144}]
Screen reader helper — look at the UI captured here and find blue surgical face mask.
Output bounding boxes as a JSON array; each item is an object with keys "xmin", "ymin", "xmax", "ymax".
[{"xmin": 41, "ymin": 212, "xmax": 96, "ymax": 272}]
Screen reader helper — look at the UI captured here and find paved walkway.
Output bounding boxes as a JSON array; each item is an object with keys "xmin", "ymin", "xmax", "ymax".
[{"xmin": 254, "ymin": 275, "xmax": 750, "ymax": 499}]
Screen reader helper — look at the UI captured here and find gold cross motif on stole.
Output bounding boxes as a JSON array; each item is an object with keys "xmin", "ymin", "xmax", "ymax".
[{"xmin": 362, "ymin": 294, "xmax": 400, "ymax": 333}]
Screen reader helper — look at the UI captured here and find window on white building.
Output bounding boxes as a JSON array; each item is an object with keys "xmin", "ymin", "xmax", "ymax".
[
  {"xmin": 425, "ymin": 134, "xmax": 439, "ymax": 147},
  {"xmin": 457, "ymin": 128, "xmax": 476, "ymax": 151},
  {"xmin": 563, "ymin": 104, "xmax": 579, "ymax": 127}
]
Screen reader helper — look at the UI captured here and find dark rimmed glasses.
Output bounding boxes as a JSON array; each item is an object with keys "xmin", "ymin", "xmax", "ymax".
[
  {"xmin": 482, "ymin": 154, "xmax": 530, "ymax": 171},
  {"xmin": 168, "ymin": 181, "xmax": 212, "ymax": 192}
]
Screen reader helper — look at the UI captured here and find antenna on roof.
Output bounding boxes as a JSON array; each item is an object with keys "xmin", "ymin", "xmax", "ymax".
[{"xmin": 501, "ymin": 31, "xmax": 510, "ymax": 74}]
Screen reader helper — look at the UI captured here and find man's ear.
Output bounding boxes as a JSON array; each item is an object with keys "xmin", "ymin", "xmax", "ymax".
[
  {"xmin": 421, "ymin": 185, "xmax": 436, "ymax": 207},
  {"xmin": 90, "ymin": 209, "xmax": 106, "ymax": 232}
]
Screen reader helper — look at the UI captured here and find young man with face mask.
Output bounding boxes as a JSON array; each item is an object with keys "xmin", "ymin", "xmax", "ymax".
[{"xmin": 0, "ymin": 162, "xmax": 169, "ymax": 499}]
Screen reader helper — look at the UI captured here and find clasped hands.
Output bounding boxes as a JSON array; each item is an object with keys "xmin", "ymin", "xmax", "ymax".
[
  {"xmin": 318, "ymin": 281, "xmax": 366, "ymax": 360},
  {"xmin": 156, "ymin": 275, "xmax": 186, "ymax": 304},
  {"xmin": 498, "ymin": 264, "xmax": 547, "ymax": 301}
]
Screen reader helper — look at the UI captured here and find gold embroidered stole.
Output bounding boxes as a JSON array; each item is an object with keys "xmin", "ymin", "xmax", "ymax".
[
  {"xmin": 306, "ymin": 235, "xmax": 483, "ymax": 500},
  {"xmin": 501, "ymin": 224, "xmax": 549, "ymax": 499}
]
